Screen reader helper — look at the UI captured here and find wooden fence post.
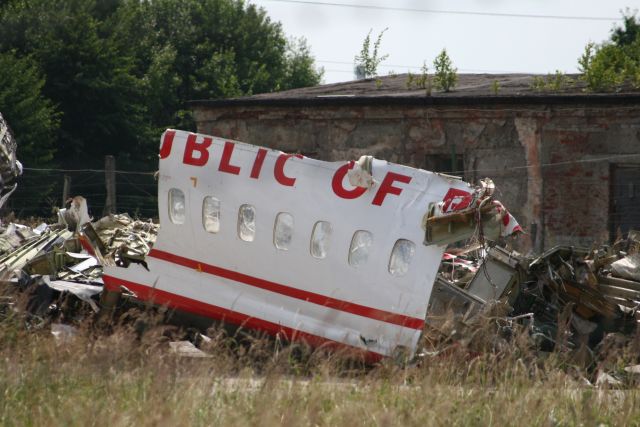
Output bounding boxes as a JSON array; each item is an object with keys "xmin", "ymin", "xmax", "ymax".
[
  {"xmin": 62, "ymin": 175, "xmax": 71, "ymax": 207},
  {"xmin": 103, "ymin": 155, "xmax": 116, "ymax": 216}
]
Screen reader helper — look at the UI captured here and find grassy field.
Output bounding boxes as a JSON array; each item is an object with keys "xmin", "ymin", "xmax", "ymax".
[{"xmin": 2, "ymin": 304, "xmax": 640, "ymax": 426}]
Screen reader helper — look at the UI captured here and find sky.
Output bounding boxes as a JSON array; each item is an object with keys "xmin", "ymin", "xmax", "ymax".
[{"xmin": 248, "ymin": 0, "xmax": 639, "ymax": 84}]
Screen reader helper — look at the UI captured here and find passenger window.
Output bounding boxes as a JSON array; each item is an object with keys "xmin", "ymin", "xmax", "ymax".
[
  {"xmin": 238, "ymin": 204, "xmax": 256, "ymax": 242},
  {"xmin": 388, "ymin": 239, "xmax": 415, "ymax": 277},
  {"xmin": 274, "ymin": 212, "xmax": 294, "ymax": 250},
  {"xmin": 310, "ymin": 221, "xmax": 332, "ymax": 259},
  {"xmin": 202, "ymin": 196, "xmax": 221, "ymax": 233},
  {"xmin": 168, "ymin": 188, "xmax": 185, "ymax": 224},
  {"xmin": 348, "ymin": 230, "xmax": 373, "ymax": 267}
]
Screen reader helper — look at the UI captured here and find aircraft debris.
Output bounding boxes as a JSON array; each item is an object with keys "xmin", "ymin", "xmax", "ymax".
[
  {"xmin": 0, "ymin": 128, "xmax": 638, "ymax": 372},
  {"xmin": 102, "ymin": 129, "xmax": 525, "ymax": 361},
  {"xmin": 169, "ymin": 340, "xmax": 212, "ymax": 358},
  {"xmin": 429, "ymin": 231, "xmax": 640, "ymax": 355},
  {"xmin": 0, "ymin": 113, "xmax": 22, "ymax": 210},
  {"xmin": 0, "ymin": 209, "xmax": 157, "ymax": 328}
]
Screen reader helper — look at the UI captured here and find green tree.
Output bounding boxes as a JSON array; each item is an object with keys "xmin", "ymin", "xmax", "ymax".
[
  {"xmin": 354, "ymin": 28, "xmax": 389, "ymax": 79},
  {"xmin": 0, "ymin": 0, "xmax": 322, "ymax": 215},
  {"xmin": 612, "ymin": 11, "xmax": 640, "ymax": 47},
  {"xmin": 0, "ymin": 51, "xmax": 59, "ymax": 214},
  {"xmin": 578, "ymin": 12, "xmax": 640, "ymax": 91},
  {"xmin": 0, "ymin": 52, "xmax": 58, "ymax": 167},
  {"xmin": 282, "ymin": 38, "xmax": 324, "ymax": 90},
  {"xmin": 0, "ymin": 0, "xmax": 150, "ymax": 167},
  {"xmin": 109, "ymin": 0, "xmax": 322, "ymax": 131},
  {"xmin": 433, "ymin": 49, "xmax": 458, "ymax": 92},
  {"xmin": 578, "ymin": 43, "xmax": 628, "ymax": 91},
  {"xmin": 0, "ymin": 0, "xmax": 323, "ymax": 168}
]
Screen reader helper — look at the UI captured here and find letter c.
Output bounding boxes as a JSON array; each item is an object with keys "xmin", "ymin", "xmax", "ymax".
[{"xmin": 332, "ymin": 162, "xmax": 367, "ymax": 199}]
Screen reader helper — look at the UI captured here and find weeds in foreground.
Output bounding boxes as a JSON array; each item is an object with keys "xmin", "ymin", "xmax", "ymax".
[{"xmin": 2, "ymin": 290, "xmax": 640, "ymax": 426}]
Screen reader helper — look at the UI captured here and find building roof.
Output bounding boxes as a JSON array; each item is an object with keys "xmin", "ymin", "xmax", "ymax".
[{"xmin": 189, "ymin": 73, "xmax": 640, "ymax": 108}]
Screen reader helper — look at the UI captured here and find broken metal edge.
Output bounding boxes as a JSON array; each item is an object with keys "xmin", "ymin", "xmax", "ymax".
[{"xmin": 103, "ymin": 129, "xmax": 519, "ymax": 360}]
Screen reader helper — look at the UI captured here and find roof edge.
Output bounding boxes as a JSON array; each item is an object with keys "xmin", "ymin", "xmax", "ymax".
[{"xmin": 188, "ymin": 93, "xmax": 640, "ymax": 109}]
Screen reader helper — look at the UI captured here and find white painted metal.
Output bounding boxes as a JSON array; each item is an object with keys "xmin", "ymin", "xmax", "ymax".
[{"xmin": 105, "ymin": 129, "xmax": 481, "ymax": 358}]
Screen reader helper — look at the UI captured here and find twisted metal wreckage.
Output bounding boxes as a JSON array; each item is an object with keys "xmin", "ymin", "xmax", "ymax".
[{"xmin": 1, "ymin": 122, "xmax": 640, "ymax": 363}]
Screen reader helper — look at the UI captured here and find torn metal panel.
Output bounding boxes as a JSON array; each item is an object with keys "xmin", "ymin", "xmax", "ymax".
[
  {"xmin": 464, "ymin": 247, "xmax": 523, "ymax": 304},
  {"xmin": 42, "ymin": 276, "xmax": 101, "ymax": 312},
  {"xmin": 347, "ymin": 155, "xmax": 375, "ymax": 189},
  {"xmin": 58, "ymin": 196, "xmax": 91, "ymax": 232},
  {"xmin": 598, "ymin": 274, "xmax": 640, "ymax": 293},
  {"xmin": 423, "ymin": 180, "xmax": 522, "ymax": 246},
  {"xmin": 68, "ymin": 256, "xmax": 99, "ymax": 273},
  {"xmin": 0, "ymin": 112, "xmax": 22, "ymax": 209},
  {"xmin": 439, "ymin": 252, "xmax": 478, "ymax": 285},
  {"xmin": 104, "ymin": 129, "xmax": 520, "ymax": 360},
  {"xmin": 611, "ymin": 253, "xmax": 640, "ymax": 282},
  {"xmin": 425, "ymin": 277, "xmax": 485, "ymax": 331},
  {"xmin": 93, "ymin": 214, "xmax": 158, "ymax": 265},
  {"xmin": 169, "ymin": 341, "xmax": 211, "ymax": 358},
  {"xmin": 528, "ymin": 246, "xmax": 622, "ymax": 320},
  {"xmin": 0, "ymin": 229, "xmax": 72, "ymax": 274}
]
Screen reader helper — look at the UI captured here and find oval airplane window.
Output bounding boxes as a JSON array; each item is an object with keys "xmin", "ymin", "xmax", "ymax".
[
  {"xmin": 348, "ymin": 230, "xmax": 373, "ymax": 267},
  {"xmin": 238, "ymin": 204, "xmax": 256, "ymax": 242},
  {"xmin": 388, "ymin": 239, "xmax": 415, "ymax": 277},
  {"xmin": 202, "ymin": 196, "xmax": 221, "ymax": 233},
  {"xmin": 274, "ymin": 212, "xmax": 294, "ymax": 250},
  {"xmin": 310, "ymin": 221, "xmax": 332, "ymax": 259},
  {"xmin": 168, "ymin": 188, "xmax": 185, "ymax": 225}
]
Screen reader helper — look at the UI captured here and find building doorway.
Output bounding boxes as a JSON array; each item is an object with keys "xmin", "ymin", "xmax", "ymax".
[{"xmin": 610, "ymin": 164, "xmax": 640, "ymax": 239}]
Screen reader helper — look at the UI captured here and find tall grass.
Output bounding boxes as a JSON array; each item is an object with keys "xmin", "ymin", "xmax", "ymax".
[{"xmin": 1, "ymin": 294, "xmax": 640, "ymax": 426}]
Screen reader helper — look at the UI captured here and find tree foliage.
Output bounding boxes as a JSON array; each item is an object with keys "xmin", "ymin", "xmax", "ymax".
[
  {"xmin": 0, "ymin": 51, "xmax": 58, "ymax": 167},
  {"xmin": 0, "ymin": 0, "xmax": 323, "ymax": 170},
  {"xmin": 433, "ymin": 49, "xmax": 458, "ymax": 92},
  {"xmin": 0, "ymin": 51, "xmax": 60, "ymax": 214},
  {"xmin": 283, "ymin": 37, "xmax": 325, "ymax": 91},
  {"xmin": 0, "ymin": 0, "xmax": 322, "ymax": 215},
  {"xmin": 612, "ymin": 12, "xmax": 640, "ymax": 47},
  {"xmin": 578, "ymin": 12, "xmax": 640, "ymax": 92}
]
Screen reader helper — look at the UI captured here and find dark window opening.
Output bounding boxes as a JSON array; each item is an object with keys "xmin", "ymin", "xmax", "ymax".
[
  {"xmin": 424, "ymin": 154, "xmax": 464, "ymax": 175},
  {"xmin": 610, "ymin": 164, "xmax": 640, "ymax": 240}
]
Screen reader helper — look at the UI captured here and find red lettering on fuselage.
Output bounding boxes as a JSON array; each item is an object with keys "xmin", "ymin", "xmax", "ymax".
[
  {"xmin": 250, "ymin": 148, "xmax": 268, "ymax": 179},
  {"xmin": 175, "ymin": 134, "xmax": 411, "ymax": 207},
  {"xmin": 372, "ymin": 172, "xmax": 412, "ymax": 206},
  {"xmin": 159, "ymin": 130, "xmax": 175, "ymax": 159},
  {"xmin": 183, "ymin": 134, "xmax": 212, "ymax": 166},
  {"xmin": 441, "ymin": 188, "xmax": 472, "ymax": 213},
  {"xmin": 218, "ymin": 141, "xmax": 241, "ymax": 175},
  {"xmin": 332, "ymin": 162, "xmax": 368, "ymax": 200},
  {"xmin": 274, "ymin": 154, "xmax": 303, "ymax": 186}
]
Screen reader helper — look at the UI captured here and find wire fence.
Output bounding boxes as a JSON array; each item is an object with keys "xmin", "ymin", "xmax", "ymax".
[
  {"xmin": 4, "ymin": 150, "xmax": 640, "ymax": 224},
  {"xmin": 7, "ymin": 167, "xmax": 158, "ymax": 220}
]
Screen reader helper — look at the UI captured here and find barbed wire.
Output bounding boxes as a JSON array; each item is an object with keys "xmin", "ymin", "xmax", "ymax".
[
  {"xmin": 19, "ymin": 151, "xmax": 640, "ymax": 178},
  {"xmin": 23, "ymin": 167, "xmax": 156, "ymax": 176}
]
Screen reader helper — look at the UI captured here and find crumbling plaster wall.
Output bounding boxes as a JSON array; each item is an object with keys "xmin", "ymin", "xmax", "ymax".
[
  {"xmin": 193, "ymin": 103, "xmax": 640, "ymax": 251},
  {"xmin": 540, "ymin": 106, "xmax": 640, "ymax": 248}
]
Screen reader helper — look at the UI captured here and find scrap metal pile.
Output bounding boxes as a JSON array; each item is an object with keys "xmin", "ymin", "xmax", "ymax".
[
  {"xmin": 0, "ymin": 187, "xmax": 637, "ymax": 363},
  {"xmin": 429, "ymin": 232, "xmax": 640, "ymax": 351},
  {"xmin": 0, "ymin": 203, "xmax": 157, "ymax": 325},
  {"xmin": 0, "ymin": 193, "xmax": 639, "ymax": 358}
]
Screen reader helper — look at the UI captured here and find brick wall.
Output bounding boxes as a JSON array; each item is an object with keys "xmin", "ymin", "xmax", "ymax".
[{"xmin": 192, "ymin": 102, "xmax": 640, "ymax": 253}]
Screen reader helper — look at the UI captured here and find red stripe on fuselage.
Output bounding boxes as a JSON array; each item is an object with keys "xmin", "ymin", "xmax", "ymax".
[
  {"xmin": 102, "ymin": 274, "xmax": 384, "ymax": 363},
  {"xmin": 147, "ymin": 249, "xmax": 425, "ymax": 330}
]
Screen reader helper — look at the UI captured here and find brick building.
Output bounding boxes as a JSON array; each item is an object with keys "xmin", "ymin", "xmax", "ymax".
[{"xmin": 189, "ymin": 74, "xmax": 640, "ymax": 252}]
